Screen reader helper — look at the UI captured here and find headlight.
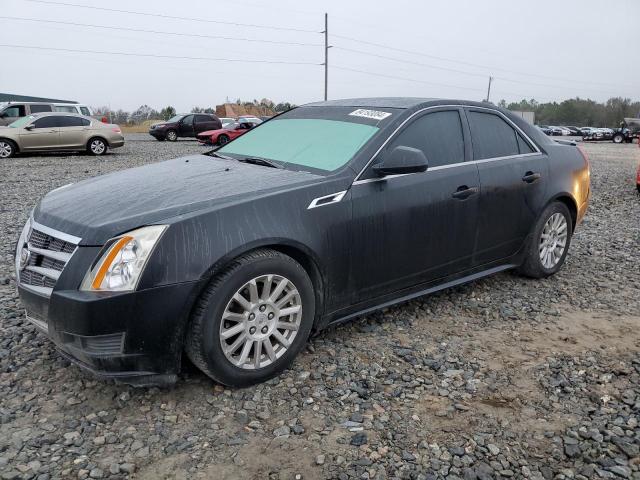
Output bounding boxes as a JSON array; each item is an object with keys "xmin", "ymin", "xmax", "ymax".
[{"xmin": 80, "ymin": 225, "xmax": 167, "ymax": 292}]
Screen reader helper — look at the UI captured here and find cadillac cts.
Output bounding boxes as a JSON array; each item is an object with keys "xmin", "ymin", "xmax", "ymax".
[{"xmin": 15, "ymin": 98, "xmax": 590, "ymax": 386}]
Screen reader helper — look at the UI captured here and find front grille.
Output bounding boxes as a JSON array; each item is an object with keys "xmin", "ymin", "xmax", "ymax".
[{"xmin": 17, "ymin": 221, "xmax": 81, "ymax": 297}]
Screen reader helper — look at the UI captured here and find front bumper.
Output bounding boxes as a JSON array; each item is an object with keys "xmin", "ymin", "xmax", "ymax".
[
  {"xmin": 148, "ymin": 129, "xmax": 166, "ymax": 139},
  {"xmin": 18, "ymin": 280, "xmax": 201, "ymax": 385}
]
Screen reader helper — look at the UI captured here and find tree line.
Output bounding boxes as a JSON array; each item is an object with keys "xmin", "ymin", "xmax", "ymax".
[
  {"xmin": 93, "ymin": 98, "xmax": 296, "ymax": 125},
  {"xmin": 498, "ymin": 97, "xmax": 640, "ymax": 127}
]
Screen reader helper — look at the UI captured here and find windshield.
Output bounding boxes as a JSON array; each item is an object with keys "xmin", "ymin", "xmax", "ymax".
[
  {"xmin": 217, "ymin": 107, "xmax": 393, "ymax": 173},
  {"xmin": 9, "ymin": 115, "xmax": 35, "ymax": 128},
  {"xmin": 166, "ymin": 115, "xmax": 183, "ymax": 123}
]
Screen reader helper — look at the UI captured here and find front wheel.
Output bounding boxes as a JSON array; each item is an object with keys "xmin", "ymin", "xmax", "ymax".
[
  {"xmin": 217, "ymin": 134, "xmax": 230, "ymax": 146},
  {"xmin": 518, "ymin": 202, "xmax": 573, "ymax": 279},
  {"xmin": 87, "ymin": 138, "xmax": 107, "ymax": 156},
  {"xmin": 0, "ymin": 139, "xmax": 16, "ymax": 158},
  {"xmin": 185, "ymin": 249, "xmax": 315, "ymax": 387},
  {"xmin": 165, "ymin": 130, "xmax": 178, "ymax": 142},
  {"xmin": 613, "ymin": 134, "xmax": 624, "ymax": 144}
]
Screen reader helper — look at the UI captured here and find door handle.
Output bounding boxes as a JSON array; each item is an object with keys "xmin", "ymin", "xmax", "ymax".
[
  {"xmin": 522, "ymin": 171, "xmax": 541, "ymax": 183},
  {"xmin": 451, "ymin": 185, "xmax": 479, "ymax": 200}
]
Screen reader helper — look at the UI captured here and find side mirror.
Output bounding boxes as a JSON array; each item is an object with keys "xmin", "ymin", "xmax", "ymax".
[
  {"xmin": 373, "ymin": 146, "xmax": 428, "ymax": 177},
  {"xmin": 24, "ymin": 125, "xmax": 35, "ymax": 131}
]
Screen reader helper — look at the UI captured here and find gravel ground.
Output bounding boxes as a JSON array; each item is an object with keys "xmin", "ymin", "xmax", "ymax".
[{"xmin": 0, "ymin": 136, "xmax": 639, "ymax": 480}]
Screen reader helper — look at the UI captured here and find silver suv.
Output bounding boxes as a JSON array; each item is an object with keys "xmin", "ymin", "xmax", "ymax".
[{"xmin": 0, "ymin": 102, "xmax": 93, "ymax": 126}]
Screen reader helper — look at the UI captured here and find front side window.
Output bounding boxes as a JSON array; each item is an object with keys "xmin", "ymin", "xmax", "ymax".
[
  {"xmin": 80, "ymin": 107, "xmax": 91, "ymax": 116},
  {"xmin": 467, "ymin": 111, "xmax": 520, "ymax": 160},
  {"xmin": 181, "ymin": 115, "xmax": 194, "ymax": 124},
  {"xmin": 217, "ymin": 106, "xmax": 394, "ymax": 174},
  {"xmin": 385, "ymin": 110, "xmax": 465, "ymax": 168},
  {"xmin": 33, "ymin": 116, "xmax": 60, "ymax": 128},
  {"xmin": 3, "ymin": 105, "xmax": 26, "ymax": 118},
  {"xmin": 30, "ymin": 104, "xmax": 52, "ymax": 113}
]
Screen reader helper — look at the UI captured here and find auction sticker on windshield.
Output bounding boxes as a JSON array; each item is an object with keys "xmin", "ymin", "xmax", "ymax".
[{"xmin": 349, "ymin": 109, "xmax": 392, "ymax": 121}]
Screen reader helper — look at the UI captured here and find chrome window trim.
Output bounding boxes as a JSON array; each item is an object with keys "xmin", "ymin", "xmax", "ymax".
[
  {"xmin": 352, "ymin": 152, "xmax": 542, "ymax": 186},
  {"xmin": 307, "ymin": 190, "xmax": 347, "ymax": 209},
  {"xmin": 352, "ymin": 104, "xmax": 541, "ymax": 185}
]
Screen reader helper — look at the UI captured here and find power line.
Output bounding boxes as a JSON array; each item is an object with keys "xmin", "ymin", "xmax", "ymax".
[
  {"xmin": 23, "ymin": 0, "xmax": 322, "ymax": 34},
  {"xmin": 0, "ymin": 16, "xmax": 323, "ymax": 47},
  {"xmin": 0, "ymin": 44, "xmax": 322, "ymax": 65},
  {"xmin": 331, "ymin": 32, "xmax": 636, "ymax": 91},
  {"xmin": 333, "ymin": 46, "xmax": 623, "ymax": 97}
]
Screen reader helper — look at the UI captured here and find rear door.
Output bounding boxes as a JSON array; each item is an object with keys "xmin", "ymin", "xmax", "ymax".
[
  {"xmin": 19, "ymin": 116, "xmax": 60, "ymax": 150},
  {"xmin": 58, "ymin": 116, "xmax": 89, "ymax": 149},
  {"xmin": 350, "ymin": 107, "xmax": 480, "ymax": 302},
  {"xmin": 194, "ymin": 114, "xmax": 218, "ymax": 134},
  {"xmin": 465, "ymin": 108, "xmax": 548, "ymax": 265},
  {"xmin": 178, "ymin": 114, "xmax": 195, "ymax": 137}
]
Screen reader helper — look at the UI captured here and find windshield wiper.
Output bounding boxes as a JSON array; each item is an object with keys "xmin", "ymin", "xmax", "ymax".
[
  {"xmin": 207, "ymin": 151, "xmax": 234, "ymax": 160},
  {"xmin": 237, "ymin": 157, "xmax": 283, "ymax": 169}
]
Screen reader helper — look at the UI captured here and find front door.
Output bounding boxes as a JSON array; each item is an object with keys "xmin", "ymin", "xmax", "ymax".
[
  {"xmin": 178, "ymin": 115, "xmax": 195, "ymax": 137},
  {"xmin": 465, "ymin": 108, "xmax": 549, "ymax": 265},
  {"xmin": 350, "ymin": 108, "xmax": 480, "ymax": 303},
  {"xmin": 19, "ymin": 116, "xmax": 60, "ymax": 150}
]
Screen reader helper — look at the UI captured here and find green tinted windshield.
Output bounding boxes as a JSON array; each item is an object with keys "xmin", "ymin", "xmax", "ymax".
[
  {"xmin": 9, "ymin": 116, "xmax": 35, "ymax": 128},
  {"xmin": 218, "ymin": 118, "xmax": 379, "ymax": 172}
]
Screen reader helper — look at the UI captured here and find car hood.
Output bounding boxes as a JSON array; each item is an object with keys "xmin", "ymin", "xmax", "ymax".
[
  {"xmin": 198, "ymin": 128, "xmax": 230, "ymax": 136},
  {"xmin": 34, "ymin": 154, "xmax": 321, "ymax": 244}
]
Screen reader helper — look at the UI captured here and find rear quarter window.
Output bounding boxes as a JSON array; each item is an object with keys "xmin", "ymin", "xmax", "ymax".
[{"xmin": 30, "ymin": 105, "xmax": 52, "ymax": 114}]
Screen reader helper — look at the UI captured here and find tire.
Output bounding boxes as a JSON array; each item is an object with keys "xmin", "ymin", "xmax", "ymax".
[
  {"xmin": 165, "ymin": 130, "xmax": 178, "ymax": 142},
  {"xmin": 518, "ymin": 202, "xmax": 573, "ymax": 279},
  {"xmin": 613, "ymin": 134, "xmax": 624, "ymax": 144},
  {"xmin": 185, "ymin": 249, "xmax": 315, "ymax": 387},
  {"xmin": 0, "ymin": 139, "xmax": 17, "ymax": 159},
  {"xmin": 87, "ymin": 137, "xmax": 107, "ymax": 156},
  {"xmin": 217, "ymin": 134, "xmax": 230, "ymax": 146}
]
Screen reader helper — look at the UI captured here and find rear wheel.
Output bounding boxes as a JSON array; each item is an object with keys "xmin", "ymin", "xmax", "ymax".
[
  {"xmin": 217, "ymin": 134, "xmax": 230, "ymax": 146},
  {"xmin": 613, "ymin": 134, "xmax": 624, "ymax": 144},
  {"xmin": 0, "ymin": 139, "xmax": 16, "ymax": 159},
  {"xmin": 185, "ymin": 249, "xmax": 315, "ymax": 387},
  {"xmin": 87, "ymin": 137, "xmax": 107, "ymax": 156},
  {"xmin": 165, "ymin": 130, "xmax": 178, "ymax": 142},
  {"xmin": 518, "ymin": 202, "xmax": 573, "ymax": 279}
]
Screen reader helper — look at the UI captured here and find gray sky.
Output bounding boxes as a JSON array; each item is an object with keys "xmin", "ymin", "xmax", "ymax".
[{"xmin": 1, "ymin": 0, "xmax": 638, "ymax": 111}]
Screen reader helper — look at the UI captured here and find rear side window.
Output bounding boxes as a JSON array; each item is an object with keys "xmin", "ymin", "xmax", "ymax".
[
  {"xmin": 195, "ymin": 114, "xmax": 211, "ymax": 123},
  {"xmin": 386, "ymin": 110, "xmax": 465, "ymax": 168},
  {"xmin": 467, "ymin": 111, "xmax": 520, "ymax": 160},
  {"xmin": 80, "ymin": 107, "xmax": 91, "ymax": 116},
  {"xmin": 58, "ymin": 116, "xmax": 85, "ymax": 127},
  {"xmin": 55, "ymin": 105, "xmax": 77, "ymax": 113},
  {"xmin": 33, "ymin": 116, "xmax": 60, "ymax": 128},
  {"xmin": 30, "ymin": 105, "xmax": 52, "ymax": 113}
]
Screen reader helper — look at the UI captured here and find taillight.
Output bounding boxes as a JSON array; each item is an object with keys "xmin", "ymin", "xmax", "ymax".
[{"xmin": 112, "ymin": 127, "xmax": 121, "ymax": 133}]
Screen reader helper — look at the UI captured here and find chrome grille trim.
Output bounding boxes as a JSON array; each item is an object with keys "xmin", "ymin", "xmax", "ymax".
[{"xmin": 17, "ymin": 219, "xmax": 81, "ymax": 298}]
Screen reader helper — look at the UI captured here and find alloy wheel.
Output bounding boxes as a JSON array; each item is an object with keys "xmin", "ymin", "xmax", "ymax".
[
  {"xmin": 219, "ymin": 274, "xmax": 302, "ymax": 370},
  {"xmin": 167, "ymin": 131, "xmax": 177, "ymax": 141},
  {"xmin": 90, "ymin": 140, "xmax": 106, "ymax": 155},
  {"xmin": 539, "ymin": 213, "xmax": 568, "ymax": 269},
  {"xmin": 0, "ymin": 141, "xmax": 13, "ymax": 158}
]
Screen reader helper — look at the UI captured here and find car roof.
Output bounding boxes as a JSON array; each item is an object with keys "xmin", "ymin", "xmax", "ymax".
[{"xmin": 304, "ymin": 97, "xmax": 506, "ymax": 110}]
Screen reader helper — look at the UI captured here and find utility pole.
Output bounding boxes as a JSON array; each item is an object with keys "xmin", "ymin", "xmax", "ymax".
[
  {"xmin": 485, "ymin": 76, "xmax": 493, "ymax": 102},
  {"xmin": 324, "ymin": 13, "xmax": 329, "ymax": 101}
]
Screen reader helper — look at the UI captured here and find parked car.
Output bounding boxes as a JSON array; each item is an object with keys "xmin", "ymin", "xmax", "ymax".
[
  {"xmin": 537, "ymin": 125, "xmax": 553, "ymax": 136},
  {"xmin": 220, "ymin": 117, "xmax": 235, "ymax": 127},
  {"xmin": 149, "ymin": 113, "xmax": 222, "ymax": 141},
  {"xmin": 238, "ymin": 115, "xmax": 263, "ymax": 124},
  {"xmin": 580, "ymin": 127, "xmax": 596, "ymax": 136},
  {"xmin": 548, "ymin": 126, "xmax": 564, "ymax": 136},
  {"xmin": 0, "ymin": 102, "xmax": 56, "ymax": 126},
  {"xmin": 564, "ymin": 126, "xmax": 581, "ymax": 136},
  {"xmin": 196, "ymin": 121, "xmax": 259, "ymax": 146},
  {"xmin": 0, "ymin": 112, "xmax": 123, "ymax": 158},
  {"xmin": 14, "ymin": 98, "xmax": 590, "ymax": 387}
]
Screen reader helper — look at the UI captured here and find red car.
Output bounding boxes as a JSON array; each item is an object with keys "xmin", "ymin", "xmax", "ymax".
[
  {"xmin": 196, "ymin": 121, "xmax": 258, "ymax": 146},
  {"xmin": 636, "ymin": 161, "xmax": 640, "ymax": 192}
]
